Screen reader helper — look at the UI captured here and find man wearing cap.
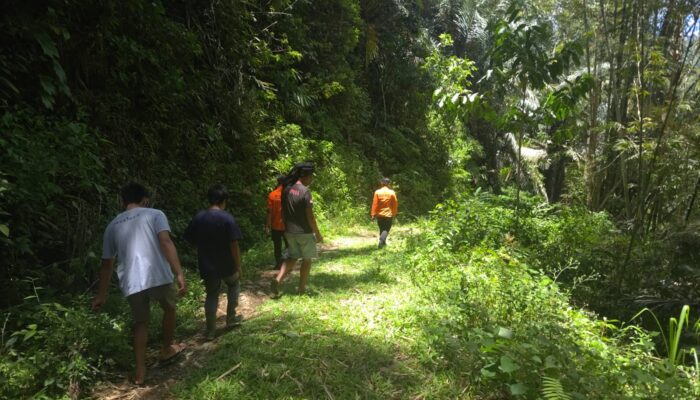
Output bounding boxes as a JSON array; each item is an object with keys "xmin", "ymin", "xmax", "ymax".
[
  {"xmin": 265, "ymin": 175, "xmax": 287, "ymax": 269},
  {"xmin": 371, "ymin": 178, "xmax": 398, "ymax": 248},
  {"xmin": 271, "ymin": 162, "xmax": 323, "ymax": 296}
]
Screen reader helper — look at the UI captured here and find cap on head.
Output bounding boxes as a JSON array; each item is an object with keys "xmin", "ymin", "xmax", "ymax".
[
  {"xmin": 295, "ymin": 161, "xmax": 315, "ymax": 177},
  {"xmin": 380, "ymin": 177, "xmax": 391, "ymax": 186}
]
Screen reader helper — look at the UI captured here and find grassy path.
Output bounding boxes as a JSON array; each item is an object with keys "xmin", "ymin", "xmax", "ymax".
[
  {"xmin": 93, "ymin": 224, "xmax": 464, "ymax": 399},
  {"xmin": 110, "ymin": 228, "xmax": 456, "ymax": 399},
  {"xmin": 172, "ymin": 225, "xmax": 459, "ymax": 399}
]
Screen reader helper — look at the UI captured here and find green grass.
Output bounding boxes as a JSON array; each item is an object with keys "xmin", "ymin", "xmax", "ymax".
[
  {"xmin": 163, "ymin": 218, "xmax": 698, "ymax": 399},
  {"xmin": 171, "ymin": 224, "xmax": 470, "ymax": 399}
]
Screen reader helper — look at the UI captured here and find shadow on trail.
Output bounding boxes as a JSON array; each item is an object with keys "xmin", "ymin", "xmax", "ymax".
[
  {"xmin": 273, "ymin": 266, "xmax": 392, "ymax": 298},
  {"xmin": 307, "ymin": 268, "xmax": 392, "ymax": 293},
  {"xmin": 269, "ymin": 245, "xmax": 395, "ymax": 296},
  {"xmin": 317, "ymin": 243, "xmax": 380, "ymax": 262},
  {"xmin": 172, "ymin": 311, "xmax": 423, "ymax": 399}
]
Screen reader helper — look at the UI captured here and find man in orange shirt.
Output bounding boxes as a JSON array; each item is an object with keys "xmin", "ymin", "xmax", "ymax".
[
  {"xmin": 371, "ymin": 178, "xmax": 398, "ymax": 248},
  {"xmin": 265, "ymin": 175, "xmax": 287, "ymax": 268}
]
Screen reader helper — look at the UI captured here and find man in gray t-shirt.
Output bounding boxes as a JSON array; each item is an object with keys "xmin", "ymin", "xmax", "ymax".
[{"xmin": 92, "ymin": 182, "xmax": 187, "ymax": 385}]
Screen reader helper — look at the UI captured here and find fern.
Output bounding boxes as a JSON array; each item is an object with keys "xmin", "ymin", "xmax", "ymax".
[{"xmin": 541, "ymin": 377, "xmax": 571, "ymax": 400}]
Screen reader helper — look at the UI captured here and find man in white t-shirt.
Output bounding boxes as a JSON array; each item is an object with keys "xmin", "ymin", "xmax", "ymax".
[{"xmin": 92, "ymin": 182, "xmax": 187, "ymax": 385}]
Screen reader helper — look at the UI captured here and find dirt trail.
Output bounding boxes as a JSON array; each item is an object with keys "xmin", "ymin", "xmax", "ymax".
[
  {"xmin": 90, "ymin": 270, "xmax": 274, "ymax": 400},
  {"xmin": 89, "ymin": 237, "xmax": 374, "ymax": 400}
]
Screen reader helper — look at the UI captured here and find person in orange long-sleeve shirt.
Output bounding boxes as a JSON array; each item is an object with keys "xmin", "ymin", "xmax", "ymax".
[
  {"xmin": 371, "ymin": 177, "xmax": 398, "ymax": 248},
  {"xmin": 265, "ymin": 175, "xmax": 288, "ymax": 268}
]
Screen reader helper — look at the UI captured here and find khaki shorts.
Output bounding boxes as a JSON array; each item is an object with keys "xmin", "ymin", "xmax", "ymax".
[
  {"xmin": 285, "ymin": 233, "xmax": 318, "ymax": 259},
  {"xmin": 126, "ymin": 283, "xmax": 177, "ymax": 323}
]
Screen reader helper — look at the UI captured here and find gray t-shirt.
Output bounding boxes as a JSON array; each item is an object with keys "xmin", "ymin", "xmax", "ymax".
[{"xmin": 102, "ymin": 207, "xmax": 174, "ymax": 296}]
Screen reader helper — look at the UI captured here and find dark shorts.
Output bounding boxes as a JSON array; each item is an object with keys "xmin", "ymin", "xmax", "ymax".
[{"xmin": 126, "ymin": 283, "xmax": 177, "ymax": 323}]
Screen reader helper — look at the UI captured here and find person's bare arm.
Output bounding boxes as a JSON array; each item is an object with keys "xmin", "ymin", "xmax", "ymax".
[
  {"xmin": 371, "ymin": 192, "xmax": 378, "ymax": 220},
  {"xmin": 306, "ymin": 207, "xmax": 323, "ymax": 243},
  {"xmin": 158, "ymin": 231, "xmax": 187, "ymax": 296},
  {"xmin": 265, "ymin": 208, "xmax": 272, "ymax": 235},
  {"xmin": 92, "ymin": 258, "xmax": 115, "ymax": 311},
  {"xmin": 231, "ymin": 241, "xmax": 241, "ymax": 278}
]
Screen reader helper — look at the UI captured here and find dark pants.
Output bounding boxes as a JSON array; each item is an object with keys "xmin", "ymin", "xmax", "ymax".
[
  {"xmin": 203, "ymin": 274, "xmax": 240, "ymax": 332},
  {"xmin": 377, "ymin": 217, "xmax": 393, "ymax": 247},
  {"xmin": 271, "ymin": 229, "xmax": 288, "ymax": 268}
]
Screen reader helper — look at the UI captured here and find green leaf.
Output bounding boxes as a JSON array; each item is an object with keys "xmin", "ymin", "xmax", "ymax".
[
  {"xmin": 34, "ymin": 32, "xmax": 59, "ymax": 59},
  {"xmin": 509, "ymin": 383, "xmax": 528, "ymax": 395},
  {"xmin": 497, "ymin": 327, "xmax": 513, "ymax": 339},
  {"xmin": 0, "ymin": 224, "xmax": 8, "ymax": 237},
  {"xmin": 499, "ymin": 355, "xmax": 520, "ymax": 373},
  {"xmin": 5, "ymin": 336, "xmax": 17, "ymax": 348},
  {"xmin": 40, "ymin": 77, "xmax": 56, "ymax": 95},
  {"xmin": 52, "ymin": 61, "xmax": 70, "ymax": 95},
  {"xmin": 480, "ymin": 366, "xmax": 496, "ymax": 378},
  {"xmin": 545, "ymin": 355, "xmax": 558, "ymax": 369},
  {"xmin": 41, "ymin": 93, "xmax": 54, "ymax": 109},
  {"xmin": 0, "ymin": 77, "xmax": 19, "ymax": 94}
]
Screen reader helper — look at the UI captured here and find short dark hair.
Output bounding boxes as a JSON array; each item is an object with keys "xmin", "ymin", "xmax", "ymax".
[
  {"xmin": 296, "ymin": 161, "xmax": 315, "ymax": 177},
  {"xmin": 121, "ymin": 182, "xmax": 150, "ymax": 205},
  {"xmin": 207, "ymin": 184, "xmax": 229, "ymax": 205},
  {"xmin": 380, "ymin": 177, "xmax": 391, "ymax": 185}
]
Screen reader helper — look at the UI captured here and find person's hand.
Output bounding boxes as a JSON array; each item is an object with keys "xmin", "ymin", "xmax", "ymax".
[
  {"xmin": 91, "ymin": 295, "xmax": 106, "ymax": 312},
  {"xmin": 371, "ymin": 216, "xmax": 375, "ymax": 221},
  {"xmin": 176, "ymin": 273, "xmax": 187, "ymax": 297},
  {"xmin": 264, "ymin": 225, "xmax": 271, "ymax": 235}
]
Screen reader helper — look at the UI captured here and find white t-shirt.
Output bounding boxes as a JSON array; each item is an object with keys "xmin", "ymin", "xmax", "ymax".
[{"xmin": 102, "ymin": 207, "xmax": 174, "ymax": 296}]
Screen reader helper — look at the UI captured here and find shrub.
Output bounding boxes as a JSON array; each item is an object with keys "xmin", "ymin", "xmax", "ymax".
[
  {"xmin": 1, "ymin": 296, "xmax": 130, "ymax": 399},
  {"xmin": 404, "ymin": 192, "xmax": 698, "ymax": 398}
]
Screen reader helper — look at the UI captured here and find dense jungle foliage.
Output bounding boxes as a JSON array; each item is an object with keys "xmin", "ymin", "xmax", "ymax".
[
  {"xmin": 2, "ymin": 0, "xmax": 700, "ymax": 398},
  {"xmin": 0, "ymin": 0, "xmax": 452, "ymax": 306}
]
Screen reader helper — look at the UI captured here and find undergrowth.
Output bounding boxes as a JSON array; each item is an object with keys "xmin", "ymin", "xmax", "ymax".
[
  {"xmin": 405, "ymin": 190, "xmax": 699, "ymax": 398},
  {"xmin": 3, "ymin": 197, "xmax": 699, "ymax": 399}
]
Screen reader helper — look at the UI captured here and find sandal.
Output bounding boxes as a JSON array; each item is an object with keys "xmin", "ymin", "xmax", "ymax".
[{"xmin": 158, "ymin": 343, "xmax": 186, "ymax": 365}]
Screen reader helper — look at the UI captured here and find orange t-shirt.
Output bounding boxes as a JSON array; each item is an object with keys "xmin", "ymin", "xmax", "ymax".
[
  {"xmin": 266, "ymin": 186, "xmax": 285, "ymax": 231},
  {"xmin": 371, "ymin": 186, "xmax": 398, "ymax": 218}
]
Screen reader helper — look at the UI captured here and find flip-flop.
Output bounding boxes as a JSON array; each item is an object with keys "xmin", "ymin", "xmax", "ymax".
[
  {"xmin": 158, "ymin": 343, "xmax": 186, "ymax": 366},
  {"xmin": 270, "ymin": 279, "xmax": 279, "ymax": 298}
]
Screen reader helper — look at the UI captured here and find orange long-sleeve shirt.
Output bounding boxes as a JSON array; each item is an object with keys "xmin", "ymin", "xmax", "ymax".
[
  {"xmin": 371, "ymin": 186, "xmax": 398, "ymax": 218},
  {"xmin": 266, "ymin": 186, "xmax": 285, "ymax": 231}
]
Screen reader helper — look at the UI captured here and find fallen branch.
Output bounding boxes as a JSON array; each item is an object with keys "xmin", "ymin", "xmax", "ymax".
[
  {"xmin": 216, "ymin": 362, "xmax": 242, "ymax": 381},
  {"xmin": 323, "ymin": 384, "xmax": 335, "ymax": 400}
]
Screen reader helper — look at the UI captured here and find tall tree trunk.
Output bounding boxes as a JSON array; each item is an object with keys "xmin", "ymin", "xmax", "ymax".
[
  {"xmin": 685, "ymin": 173, "xmax": 700, "ymax": 225},
  {"xmin": 471, "ymin": 118, "xmax": 502, "ymax": 194},
  {"xmin": 585, "ymin": 0, "xmax": 602, "ymax": 209}
]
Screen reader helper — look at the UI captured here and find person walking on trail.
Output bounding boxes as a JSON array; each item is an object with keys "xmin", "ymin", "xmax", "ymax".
[
  {"xmin": 271, "ymin": 162, "xmax": 323, "ymax": 297},
  {"xmin": 371, "ymin": 177, "xmax": 398, "ymax": 248},
  {"xmin": 265, "ymin": 175, "xmax": 288, "ymax": 269},
  {"xmin": 184, "ymin": 184, "xmax": 243, "ymax": 340},
  {"xmin": 92, "ymin": 182, "xmax": 187, "ymax": 386}
]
